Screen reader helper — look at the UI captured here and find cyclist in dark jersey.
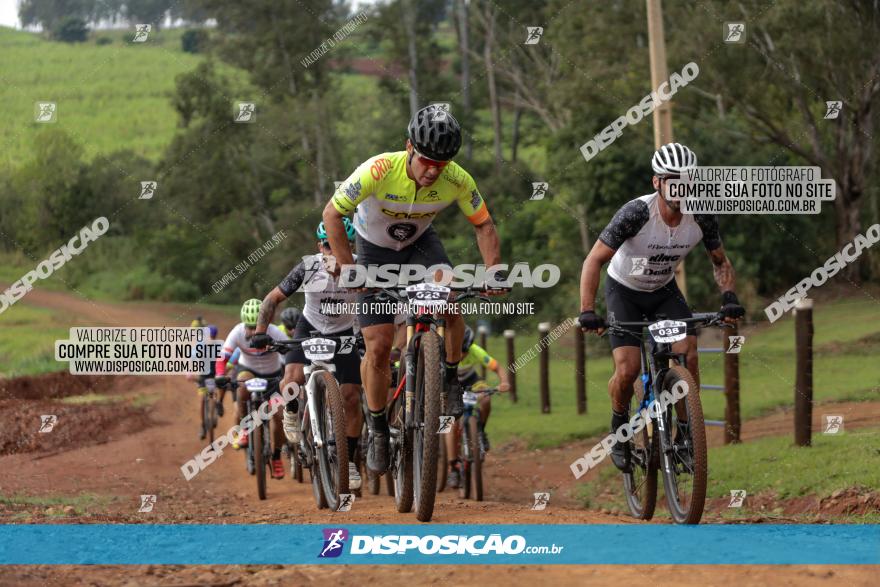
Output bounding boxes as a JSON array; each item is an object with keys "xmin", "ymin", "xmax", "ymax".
[{"xmin": 578, "ymin": 143, "xmax": 745, "ymax": 472}]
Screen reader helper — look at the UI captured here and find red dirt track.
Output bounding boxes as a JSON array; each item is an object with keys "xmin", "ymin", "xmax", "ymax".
[{"xmin": 0, "ymin": 286, "xmax": 876, "ymax": 585}]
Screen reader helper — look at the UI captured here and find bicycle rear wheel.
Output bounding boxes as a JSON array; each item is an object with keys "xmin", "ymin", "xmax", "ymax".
[
  {"xmin": 436, "ymin": 430, "xmax": 448, "ymax": 492},
  {"xmin": 659, "ymin": 365, "xmax": 707, "ymax": 524},
  {"xmin": 254, "ymin": 421, "xmax": 267, "ymax": 500},
  {"xmin": 206, "ymin": 394, "xmax": 216, "ymax": 445},
  {"xmin": 413, "ymin": 331, "xmax": 442, "ymax": 522},
  {"xmin": 389, "ymin": 387, "xmax": 412, "ymax": 512},
  {"xmin": 200, "ymin": 392, "xmax": 209, "ymax": 441},
  {"xmin": 622, "ymin": 378, "xmax": 658, "ymax": 520},
  {"xmin": 459, "ymin": 422, "xmax": 471, "ymax": 500},
  {"xmin": 315, "ymin": 371, "xmax": 349, "ymax": 511}
]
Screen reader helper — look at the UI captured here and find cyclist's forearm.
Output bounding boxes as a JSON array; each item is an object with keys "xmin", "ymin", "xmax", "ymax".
[
  {"xmin": 257, "ymin": 289, "xmax": 285, "ymax": 333},
  {"xmin": 474, "ymin": 220, "xmax": 502, "ymax": 267},
  {"xmin": 580, "ymin": 256, "xmax": 602, "ymax": 311},
  {"xmin": 322, "ymin": 203, "xmax": 356, "ymax": 267},
  {"xmin": 709, "ymin": 247, "xmax": 736, "ymax": 293}
]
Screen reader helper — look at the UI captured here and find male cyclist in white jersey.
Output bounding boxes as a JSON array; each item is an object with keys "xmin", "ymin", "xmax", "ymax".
[
  {"xmin": 321, "ymin": 104, "xmax": 508, "ymax": 475},
  {"xmin": 214, "ymin": 299, "xmax": 288, "ymax": 479},
  {"xmin": 251, "ymin": 219, "xmax": 364, "ymax": 489},
  {"xmin": 578, "ymin": 143, "xmax": 745, "ymax": 472}
]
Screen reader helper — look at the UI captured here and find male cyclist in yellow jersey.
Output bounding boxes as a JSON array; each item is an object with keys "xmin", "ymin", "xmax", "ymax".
[
  {"xmin": 445, "ymin": 325, "xmax": 510, "ymax": 489},
  {"xmin": 322, "ymin": 104, "xmax": 508, "ymax": 474}
]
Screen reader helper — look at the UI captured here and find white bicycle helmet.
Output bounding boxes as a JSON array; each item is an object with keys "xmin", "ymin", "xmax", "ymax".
[{"xmin": 651, "ymin": 142, "xmax": 697, "ymax": 176}]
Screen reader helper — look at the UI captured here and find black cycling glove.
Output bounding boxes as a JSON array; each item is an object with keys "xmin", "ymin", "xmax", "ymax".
[
  {"xmin": 250, "ymin": 333, "xmax": 273, "ymax": 349},
  {"xmin": 214, "ymin": 376, "xmax": 230, "ymax": 387},
  {"xmin": 720, "ymin": 291, "xmax": 745, "ymax": 319},
  {"xmin": 578, "ymin": 310, "xmax": 606, "ymax": 331}
]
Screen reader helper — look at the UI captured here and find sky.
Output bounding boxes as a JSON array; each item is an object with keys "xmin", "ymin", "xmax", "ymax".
[
  {"xmin": 0, "ymin": 0, "xmax": 19, "ymax": 28},
  {"xmin": 0, "ymin": 0, "xmax": 378, "ymax": 29}
]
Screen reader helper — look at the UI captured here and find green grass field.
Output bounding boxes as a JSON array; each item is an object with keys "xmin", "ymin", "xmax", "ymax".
[
  {"xmin": 0, "ymin": 26, "xmax": 231, "ymax": 168},
  {"xmin": 0, "ymin": 305, "xmax": 70, "ymax": 378},
  {"xmin": 486, "ymin": 294, "xmax": 880, "ymax": 449},
  {"xmin": 574, "ymin": 426, "xmax": 880, "ymax": 521}
]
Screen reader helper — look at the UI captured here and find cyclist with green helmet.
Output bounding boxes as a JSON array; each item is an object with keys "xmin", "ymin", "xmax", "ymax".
[
  {"xmin": 444, "ymin": 325, "xmax": 510, "ymax": 488},
  {"xmin": 215, "ymin": 299, "xmax": 287, "ymax": 479},
  {"xmin": 251, "ymin": 219, "xmax": 365, "ymax": 489}
]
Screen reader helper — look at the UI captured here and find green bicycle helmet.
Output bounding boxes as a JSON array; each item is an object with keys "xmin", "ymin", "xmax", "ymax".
[
  {"xmin": 240, "ymin": 299, "xmax": 261, "ymax": 327},
  {"xmin": 317, "ymin": 218, "xmax": 355, "ymax": 241}
]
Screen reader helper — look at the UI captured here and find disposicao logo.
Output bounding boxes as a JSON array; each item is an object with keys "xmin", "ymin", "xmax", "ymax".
[{"xmin": 319, "ymin": 528, "xmax": 349, "ymax": 558}]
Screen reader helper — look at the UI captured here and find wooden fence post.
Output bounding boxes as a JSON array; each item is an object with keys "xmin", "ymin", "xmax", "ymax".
[
  {"xmin": 538, "ymin": 322, "xmax": 551, "ymax": 414},
  {"xmin": 478, "ymin": 324, "xmax": 488, "ymax": 379},
  {"xmin": 574, "ymin": 327, "xmax": 586, "ymax": 414},
  {"xmin": 504, "ymin": 329, "xmax": 517, "ymax": 403},
  {"xmin": 794, "ymin": 298, "xmax": 814, "ymax": 447},
  {"xmin": 723, "ymin": 323, "xmax": 741, "ymax": 444}
]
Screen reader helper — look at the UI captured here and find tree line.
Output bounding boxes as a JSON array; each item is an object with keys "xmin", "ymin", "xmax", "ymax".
[{"xmin": 3, "ymin": 0, "xmax": 878, "ymax": 329}]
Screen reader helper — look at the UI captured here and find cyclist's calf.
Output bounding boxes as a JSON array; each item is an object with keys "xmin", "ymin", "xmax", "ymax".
[{"xmin": 609, "ymin": 347, "xmax": 641, "ymax": 413}]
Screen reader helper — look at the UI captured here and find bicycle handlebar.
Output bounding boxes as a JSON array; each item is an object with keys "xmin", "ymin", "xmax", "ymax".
[{"xmin": 602, "ymin": 311, "xmax": 729, "ymax": 339}]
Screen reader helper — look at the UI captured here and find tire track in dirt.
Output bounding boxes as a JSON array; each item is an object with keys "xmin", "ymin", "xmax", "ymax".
[{"xmin": 2, "ymin": 287, "xmax": 876, "ymax": 584}]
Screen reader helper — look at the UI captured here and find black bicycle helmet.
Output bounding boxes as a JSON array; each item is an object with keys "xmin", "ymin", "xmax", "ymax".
[
  {"xmin": 280, "ymin": 307, "xmax": 303, "ymax": 331},
  {"xmin": 462, "ymin": 325, "xmax": 475, "ymax": 353},
  {"xmin": 408, "ymin": 104, "xmax": 462, "ymax": 161}
]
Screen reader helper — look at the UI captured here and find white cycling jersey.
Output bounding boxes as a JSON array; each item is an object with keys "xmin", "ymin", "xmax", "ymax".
[
  {"xmin": 601, "ymin": 192, "xmax": 722, "ymax": 292},
  {"xmin": 278, "ymin": 253, "xmax": 358, "ymax": 334},
  {"xmin": 221, "ymin": 323, "xmax": 285, "ymax": 374}
]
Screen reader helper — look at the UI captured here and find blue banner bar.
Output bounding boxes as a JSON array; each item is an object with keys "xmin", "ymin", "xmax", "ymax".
[{"xmin": 0, "ymin": 524, "xmax": 877, "ymax": 565}]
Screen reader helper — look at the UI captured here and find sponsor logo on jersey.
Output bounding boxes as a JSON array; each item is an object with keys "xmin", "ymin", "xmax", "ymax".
[
  {"xmin": 648, "ymin": 253, "xmax": 680, "ymax": 263},
  {"xmin": 384, "ymin": 192, "xmax": 404, "ymax": 201},
  {"xmin": 370, "ymin": 157, "xmax": 393, "ymax": 181},
  {"xmin": 648, "ymin": 243, "xmax": 690, "ymax": 250},
  {"xmin": 470, "ymin": 189, "xmax": 482, "ymax": 210},
  {"xmin": 381, "ymin": 208, "xmax": 437, "ymax": 220},
  {"xmin": 442, "ymin": 166, "xmax": 464, "ymax": 188},
  {"xmin": 344, "ymin": 179, "xmax": 362, "ymax": 201},
  {"xmin": 387, "ymin": 223, "xmax": 418, "ymax": 242},
  {"xmin": 422, "ymin": 190, "xmax": 440, "ymax": 201}
]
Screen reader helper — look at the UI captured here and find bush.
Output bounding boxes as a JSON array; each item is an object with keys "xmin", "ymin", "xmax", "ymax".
[
  {"xmin": 181, "ymin": 29, "xmax": 208, "ymax": 54},
  {"xmin": 51, "ymin": 17, "xmax": 89, "ymax": 43},
  {"xmin": 95, "ymin": 36, "xmax": 113, "ymax": 46}
]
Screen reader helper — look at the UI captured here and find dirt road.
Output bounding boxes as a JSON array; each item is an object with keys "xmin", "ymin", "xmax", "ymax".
[{"xmin": 1, "ymin": 286, "xmax": 876, "ymax": 585}]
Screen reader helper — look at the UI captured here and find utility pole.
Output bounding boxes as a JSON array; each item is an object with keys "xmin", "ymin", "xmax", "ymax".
[{"xmin": 646, "ymin": 0, "xmax": 687, "ymax": 297}]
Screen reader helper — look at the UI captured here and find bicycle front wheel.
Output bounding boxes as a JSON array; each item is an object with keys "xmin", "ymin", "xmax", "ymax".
[
  {"xmin": 303, "ymin": 413, "xmax": 327, "ymax": 509},
  {"xmin": 659, "ymin": 365, "xmax": 707, "ymax": 524},
  {"xmin": 622, "ymin": 378, "xmax": 658, "ymax": 520},
  {"xmin": 315, "ymin": 371, "xmax": 349, "ymax": 511},
  {"xmin": 413, "ymin": 331, "xmax": 442, "ymax": 522}
]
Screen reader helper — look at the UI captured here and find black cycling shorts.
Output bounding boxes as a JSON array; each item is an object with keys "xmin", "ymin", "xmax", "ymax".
[
  {"xmin": 354, "ymin": 226, "xmax": 452, "ymax": 328},
  {"xmin": 604, "ymin": 275, "xmax": 694, "ymax": 350},
  {"xmin": 284, "ymin": 317, "xmax": 362, "ymax": 386}
]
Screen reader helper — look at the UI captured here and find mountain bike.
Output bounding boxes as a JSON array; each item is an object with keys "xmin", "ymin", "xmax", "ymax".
[
  {"xmin": 199, "ymin": 377, "xmax": 221, "ymax": 444},
  {"xmin": 604, "ymin": 311, "xmax": 730, "ymax": 524},
  {"xmin": 458, "ymin": 386, "xmax": 499, "ymax": 502},
  {"xmin": 239, "ymin": 376, "xmax": 286, "ymax": 500},
  {"xmin": 372, "ymin": 283, "xmax": 493, "ymax": 522},
  {"xmin": 266, "ymin": 335, "xmax": 352, "ymax": 511}
]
